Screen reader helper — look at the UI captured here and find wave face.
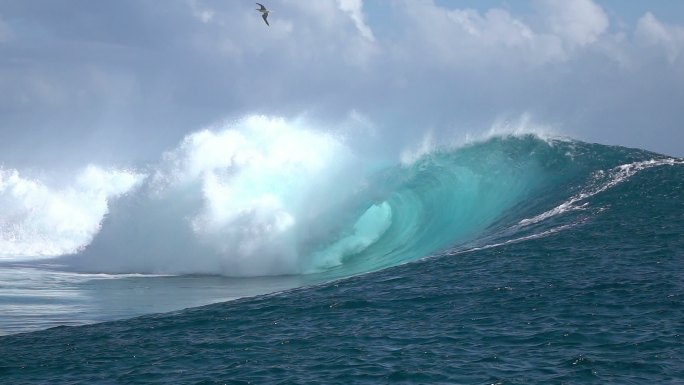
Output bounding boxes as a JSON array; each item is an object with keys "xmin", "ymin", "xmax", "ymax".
[
  {"xmin": 305, "ymin": 135, "xmax": 584, "ymax": 277},
  {"xmin": 1, "ymin": 116, "xmax": 677, "ymax": 280}
]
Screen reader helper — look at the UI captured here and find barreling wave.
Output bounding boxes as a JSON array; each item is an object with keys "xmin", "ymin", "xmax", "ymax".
[{"xmin": 1, "ymin": 115, "xmax": 679, "ymax": 279}]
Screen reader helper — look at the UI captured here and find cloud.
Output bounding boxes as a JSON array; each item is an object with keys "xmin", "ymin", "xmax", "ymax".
[
  {"xmin": 0, "ymin": 16, "xmax": 11, "ymax": 43},
  {"xmin": 0, "ymin": 165, "xmax": 144, "ymax": 259},
  {"xmin": 0, "ymin": 0, "xmax": 683, "ymax": 165},
  {"xmin": 396, "ymin": 0, "xmax": 613, "ymax": 67},
  {"xmin": 337, "ymin": 0, "xmax": 375, "ymax": 42},
  {"xmin": 636, "ymin": 12, "xmax": 684, "ymax": 63},
  {"xmin": 536, "ymin": 0, "xmax": 609, "ymax": 48},
  {"xmin": 188, "ymin": 0, "xmax": 214, "ymax": 24}
]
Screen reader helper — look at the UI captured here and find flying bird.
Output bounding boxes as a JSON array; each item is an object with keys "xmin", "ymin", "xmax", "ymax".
[{"xmin": 256, "ymin": 3, "xmax": 270, "ymax": 26}]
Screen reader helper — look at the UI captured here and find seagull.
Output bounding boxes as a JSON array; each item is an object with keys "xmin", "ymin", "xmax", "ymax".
[{"xmin": 256, "ymin": 3, "xmax": 270, "ymax": 26}]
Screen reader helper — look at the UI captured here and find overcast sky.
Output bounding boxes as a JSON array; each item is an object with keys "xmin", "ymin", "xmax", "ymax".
[{"xmin": 1, "ymin": 0, "xmax": 683, "ymax": 169}]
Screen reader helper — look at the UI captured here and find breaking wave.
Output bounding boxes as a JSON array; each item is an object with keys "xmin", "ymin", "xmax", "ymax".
[{"xmin": 1, "ymin": 115, "xmax": 678, "ymax": 278}]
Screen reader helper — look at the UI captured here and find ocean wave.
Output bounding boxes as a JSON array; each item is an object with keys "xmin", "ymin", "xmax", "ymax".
[{"xmin": 2, "ymin": 115, "xmax": 675, "ymax": 279}]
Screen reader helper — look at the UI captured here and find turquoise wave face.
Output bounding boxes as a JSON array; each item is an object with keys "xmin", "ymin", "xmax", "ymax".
[
  {"xmin": 304, "ymin": 134, "xmax": 678, "ymax": 279},
  {"xmin": 304, "ymin": 135, "xmax": 585, "ymax": 277}
]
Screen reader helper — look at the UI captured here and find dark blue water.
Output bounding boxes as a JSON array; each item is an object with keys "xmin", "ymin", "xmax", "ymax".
[{"xmin": 1, "ymin": 136, "xmax": 683, "ymax": 384}]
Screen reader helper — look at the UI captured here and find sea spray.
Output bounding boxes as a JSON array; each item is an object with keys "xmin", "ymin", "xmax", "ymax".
[
  {"xmin": 67, "ymin": 116, "xmax": 375, "ymax": 276},
  {"xmin": 0, "ymin": 166, "xmax": 144, "ymax": 259}
]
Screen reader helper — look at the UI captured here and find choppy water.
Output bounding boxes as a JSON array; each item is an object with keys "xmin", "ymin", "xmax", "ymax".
[{"xmin": 1, "ymin": 133, "xmax": 683, "ymax": 384}]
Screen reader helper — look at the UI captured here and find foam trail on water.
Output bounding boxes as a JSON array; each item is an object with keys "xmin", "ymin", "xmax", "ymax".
[{"xmin": 517, "ymin": 158, "xmax": 684, "ymax": 227}]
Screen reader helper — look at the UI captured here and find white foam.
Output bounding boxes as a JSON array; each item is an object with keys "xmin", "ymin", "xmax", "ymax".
[
  {"xmin": 158, "ymin": 116, "xmax": 359, "ymax": 275},
  {"xmin": 400, "ymin": 114, "xmax": 569, "ymax": 167},
  {"xmin": 518, "ymin": 157, "xmax": 683, "ymax": 227},
  {"xmin": 67, "ymin": 115, "xmax": 377, "ymax": 276},
  {"xmin": 0, "ymin": 166, "xmax": 145, "ymax": 260},
  {"xmin": 464, "ymin": 113, "xmax": 567, "ymax": 147},
  {"xmin": 400, "ymin": 131, "xmax": 436, "ymax": 166},
  {"xmin": 446, "ymin": 222, "xmax": 580, "ymax": 257}
]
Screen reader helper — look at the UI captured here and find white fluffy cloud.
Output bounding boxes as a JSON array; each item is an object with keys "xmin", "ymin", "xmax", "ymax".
[
  {"xmin": 337, "ymin": 0, "xmax": 375, "ymax": 42},
  {"xmin": 636, "ymin": 12, "xmax": 684, "ymax": 63},
  {"xmin": 395, "ymin": 0, "xmax": 614, "ymax": 67},
  {"xmin": 0, "ymin": 0, "xmax": 683, "ymax": 163},
  {"xmin": 536, "ymin": 0, "xmax": 609, "ymax": 48}
]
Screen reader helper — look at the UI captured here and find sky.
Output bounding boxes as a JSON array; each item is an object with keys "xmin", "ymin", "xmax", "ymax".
[{"xmin": 1, "ymin": 0, "xmax": 683, "ymax": 170}]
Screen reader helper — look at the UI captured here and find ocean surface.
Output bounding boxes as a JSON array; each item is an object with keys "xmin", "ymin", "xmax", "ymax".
[{"xmin": 1, "ymin": 129, "xmax": 683, "ymax": 384}]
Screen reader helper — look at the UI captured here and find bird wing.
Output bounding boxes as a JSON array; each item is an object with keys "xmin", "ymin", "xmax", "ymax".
[
  {"xmin": 262, "ymin": 13, "xmax": 269, "ymax": 26},
  {"xmin": 256, "ymin": 3, "xmax": 266, "ymax": 11}
]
